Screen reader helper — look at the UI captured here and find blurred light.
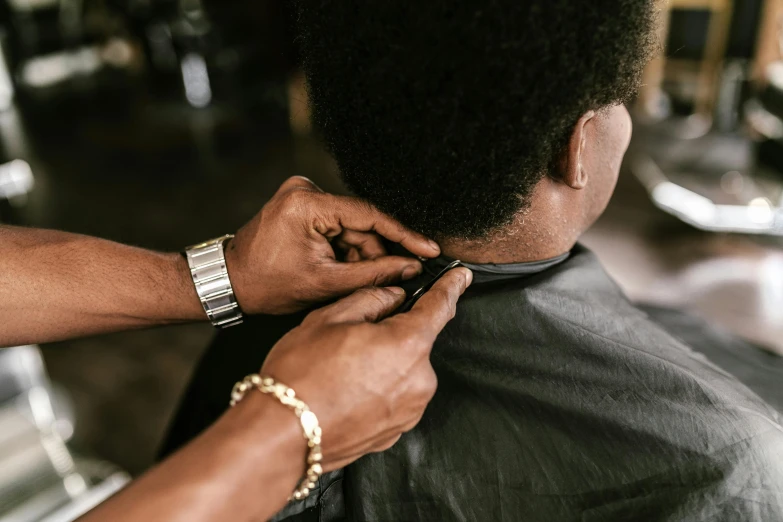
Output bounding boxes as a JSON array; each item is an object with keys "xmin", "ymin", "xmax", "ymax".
[
  {"xmin": 720, "ymin": 171, "xmax": 744, "ymax": 195},
  {"xmin": 21, "ymin": 48, "xmax": 102, "ymax": 88},
  {"xmin": 760, "ymin": 255, "xmax": 783, "ymax": 323},
  {"xmin": 652, "ymin": 181, "xmax": 716, "ymax": 224},
  {"xmin": 7, "ymin": 0, "xmax": 57, "ymax": 10},
  {"xmin": 101, "ymin": 38, "xmax": 134, "ymax": 68},
  {"xmin": 0, "ymin": 108, "xmax": 33, "ymax": 160},
  {"xmin": 53, "ymin": 418, "xmax": 74, "ymax": 441},
  {"xmin": 767, "ymin": 62, "xmax": 783, "ymax": 90},
  {"xmin": 674, "ymin": 114, "xmax": 711, "ymax": 140},
  {"xmin": 745, "ymin": 99, "xmax": 783, "ymax": 139},
  {"xmin": 0, "ymin": 40, "xmax": 15, "ymax": 111},
  {"xmin": 181, "ymin": 53, "xmax": 212, "ymax": 108},
  {"xmin": 63, "ymin": 473, "xmax": 87, "ymax": 497},
  {"xmin": 747, "ymin": 197, "xmax": 774, "ymax": 224},
  {"xmin": 27, "ymin": 386, "xmax": 55, "ymax": 427},
  {"xmin": 0, "ymin": 159, "xmax": 34, "ymax": 199},
  {"xmin": 181, "ymin": 0, "xmax": 205, "ymax": 19}
]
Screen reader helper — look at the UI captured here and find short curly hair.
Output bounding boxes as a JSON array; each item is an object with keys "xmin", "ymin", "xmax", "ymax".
[{"xmin": 294, "ymin": 0, "xmax": 659, "ymax": 239}]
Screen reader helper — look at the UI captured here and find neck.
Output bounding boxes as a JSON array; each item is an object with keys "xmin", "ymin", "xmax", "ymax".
[{"xmin": 439, "ymin": 178, "xmax": 583, "ymax": 264}]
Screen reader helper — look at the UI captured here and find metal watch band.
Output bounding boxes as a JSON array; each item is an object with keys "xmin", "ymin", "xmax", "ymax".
[{"xmin": 185, "ymin": 234, "xmax": 244, "ymax": 328}]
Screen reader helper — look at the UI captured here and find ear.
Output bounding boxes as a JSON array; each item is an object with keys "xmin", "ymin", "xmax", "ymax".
[{"xmin": 562, "ymin": 111, "xmax": 596, "ymax": 190}]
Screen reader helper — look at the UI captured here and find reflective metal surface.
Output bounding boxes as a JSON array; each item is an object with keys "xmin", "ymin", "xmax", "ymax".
[{"xmin": 0, "ymin": 347, "xmax": 130, "ymax": 521}]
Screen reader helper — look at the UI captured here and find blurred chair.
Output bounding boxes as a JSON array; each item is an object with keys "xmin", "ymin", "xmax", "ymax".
[
  {"xmin": 630, "ymin": 0, "xmax": 783, "ymax": 237},
  {"xmin": 638, "ymin": 0, "xmax": 735, "ymax": 122},
  {"xmin": 0, "ymin": 346, "xmax": 130, "ymax": 522}
]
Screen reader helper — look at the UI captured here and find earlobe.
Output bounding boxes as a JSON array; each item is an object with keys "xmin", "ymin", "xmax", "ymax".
[{"xmin": 563, "ymin": 111, "xmax": 595, "ymax": 190}]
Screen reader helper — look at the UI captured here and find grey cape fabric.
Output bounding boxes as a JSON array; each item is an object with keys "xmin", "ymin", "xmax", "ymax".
[
  {"xmin": 161, "ymin": 245, "xmax": 783, "ymax": 521},
  {"xmin": 435, "ymin": 251, "xmax": 570, "ymax": 284}
]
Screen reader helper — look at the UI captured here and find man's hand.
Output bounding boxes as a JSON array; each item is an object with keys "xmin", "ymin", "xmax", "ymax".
[
  {"xmin": 260, "ymin": 266, "xmax": 473, "ymax": 471},
  {"xmin": 225, "ymin": 176, "xmax": 441, "ymax": 315}
]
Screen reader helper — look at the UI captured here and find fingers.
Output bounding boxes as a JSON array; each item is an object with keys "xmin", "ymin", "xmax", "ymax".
[
  {"xmin": 344, "ymin": 247, "xmax": 361, "ymax": 262},
  {"xmin": 275, "ymin": 178, "xmax": 438, "ymax": 258},
  {"xmin": 384, "ymin": 267, "xmax": 473, "ymax": 345},
  {"xmin": 334, "ymin": 230, "xmax": 387, "ymax": 260},
  {"xmin": 327, "ymin": 197, "xmax": 440, "ymax": 259},
  {"xmin": 316, "ymin": 286, "xmax": 407, "ymax": 324},
  {"xmin": 325, "ymin": 257, "xmax": 424, "ymax": 294}
]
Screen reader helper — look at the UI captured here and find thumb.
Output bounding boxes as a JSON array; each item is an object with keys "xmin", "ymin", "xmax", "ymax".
[{"xmin": 318, "ymin": 286, "xmax": 407, "ymax": 324}]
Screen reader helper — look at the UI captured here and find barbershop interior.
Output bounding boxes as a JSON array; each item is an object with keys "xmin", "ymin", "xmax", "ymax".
[{"xmin": 2, "ymin": 0, "xmax": 783, "ymax": 521}]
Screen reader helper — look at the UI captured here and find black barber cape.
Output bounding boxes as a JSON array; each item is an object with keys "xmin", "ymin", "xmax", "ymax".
[{"xmin": 161, "ymin": 245, "xmax": 783, "ymax": 521}]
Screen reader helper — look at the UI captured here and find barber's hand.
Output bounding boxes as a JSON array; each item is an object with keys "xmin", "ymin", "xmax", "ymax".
[
  {"xmin": 225, "ymin": 176, "xmax": 441, "ymax": 315},
  {"xmin": 261, "ymin": 267, "xmax": 472, "ymax": 471}
]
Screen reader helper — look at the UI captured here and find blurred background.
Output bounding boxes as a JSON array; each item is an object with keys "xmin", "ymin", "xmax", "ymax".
[{"xmin": 0, "ymin": 0, "xmax": 782, "ymax": 519}]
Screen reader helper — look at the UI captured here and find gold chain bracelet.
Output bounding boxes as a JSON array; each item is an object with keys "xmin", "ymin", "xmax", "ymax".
[{"xmin": 230, "ymin": 374, "xmax": 323, "ymax": 501}]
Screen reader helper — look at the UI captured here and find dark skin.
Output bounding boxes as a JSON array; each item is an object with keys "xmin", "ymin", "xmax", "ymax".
[{"xmin": 0, "ymin": 176, "xmax": 473, "ymax": 520}]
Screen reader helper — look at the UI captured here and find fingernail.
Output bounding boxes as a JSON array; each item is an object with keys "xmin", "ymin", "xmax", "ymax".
[
  {"xmin": 388, "ymin": 286, "xmax": 405, "ymax": 296},
  {"xmin": 428, "ymin": 240, "xmax": 440, "ymax": 253},
  {"xmin": 464, "ymin": 268, "xmax": 473, "ymax": 287},
  {"xmin": 402, "ymin": 264, "xmax": 422, "ymax": 280}
]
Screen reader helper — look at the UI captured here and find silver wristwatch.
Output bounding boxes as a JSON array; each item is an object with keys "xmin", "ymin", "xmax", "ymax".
[{"xmin": 185, "ymin": 234, "xmax": 244, "ymax": 328}]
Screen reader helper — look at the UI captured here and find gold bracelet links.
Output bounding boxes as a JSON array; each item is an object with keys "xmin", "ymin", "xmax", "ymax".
[{"xmin": 230, "ymin": 374, "xmax": 323, "ymax": 501}]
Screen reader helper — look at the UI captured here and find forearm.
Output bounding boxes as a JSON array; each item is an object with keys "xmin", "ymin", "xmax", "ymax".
[
  {"xmin": 0, "ymin": 226, "xmax": 205, "ymax": 347},
  {"xmin": 80, "ymin": 393, "xmax": 304, "ymax": 522}
]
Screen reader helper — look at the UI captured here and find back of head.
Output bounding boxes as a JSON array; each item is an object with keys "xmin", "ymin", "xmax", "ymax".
[{"xmin": 294, "ymin": 0, "xmax": 658, "ymax": 240}]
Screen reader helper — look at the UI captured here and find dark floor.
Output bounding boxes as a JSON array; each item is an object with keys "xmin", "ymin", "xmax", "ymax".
[{"xmin": 3, "ymin": 78, "xmax": 782, "ymax": 476}]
